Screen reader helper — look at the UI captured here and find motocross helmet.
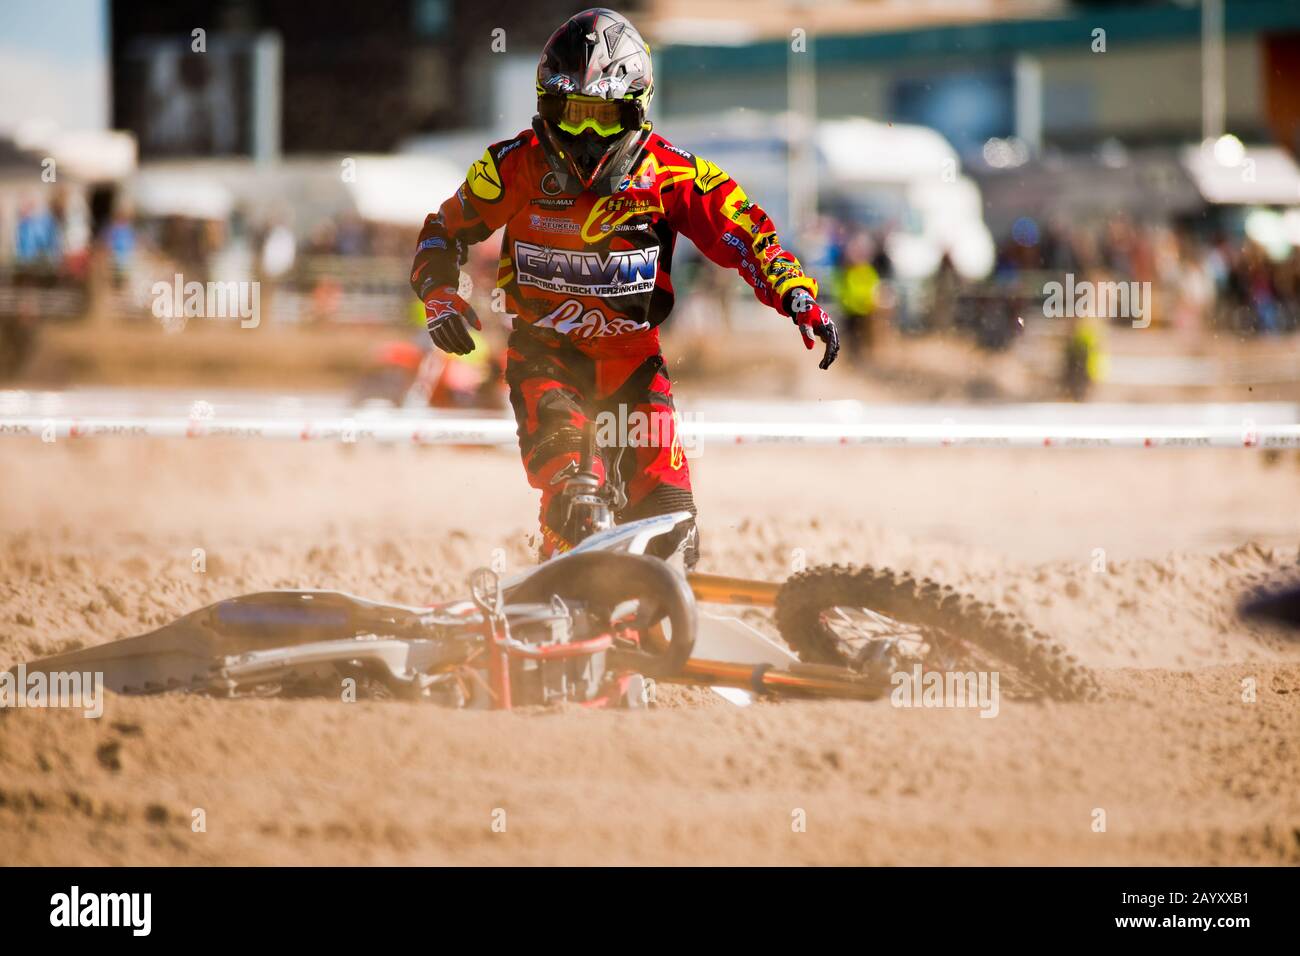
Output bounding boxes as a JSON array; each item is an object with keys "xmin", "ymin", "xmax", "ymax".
[{"xmin": 534, "ymin": 8, "xmax": 654, "ymax": 196}]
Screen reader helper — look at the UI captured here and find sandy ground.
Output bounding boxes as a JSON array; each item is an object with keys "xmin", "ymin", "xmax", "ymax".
[{"xmin": 2, "ymin": 438, "xmax": 1299, "ymax": 865}]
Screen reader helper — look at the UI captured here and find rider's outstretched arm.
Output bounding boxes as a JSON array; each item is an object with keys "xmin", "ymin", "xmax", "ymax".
[
  {"xmin": 662, "ymin": 151, "xmax": 839, "ymax": 368},
  {"xmin": 410, "ymin": 134, "xmax": 529, "ymax": 299},
  {"xmin": 409, "ymin": 135, "xmax": 529, "ymax": 353}
]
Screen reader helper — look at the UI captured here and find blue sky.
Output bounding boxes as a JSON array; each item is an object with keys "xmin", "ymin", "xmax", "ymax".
[
  {"xmin": 0, "ymin": 0, "xmax": 106, "ymax": 60},
  {"xmin": 0, "ymin": 0, "xmax": 108, "ymax": 133}
]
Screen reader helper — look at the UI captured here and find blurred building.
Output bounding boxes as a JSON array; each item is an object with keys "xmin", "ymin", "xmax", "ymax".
[
  {"xmin": 110, "ymin": 0, "xmax": 632, "ymax": 157},
  {"xmin": 650, "ymin": 0, "xmax": 1300, "ymax": 159}
]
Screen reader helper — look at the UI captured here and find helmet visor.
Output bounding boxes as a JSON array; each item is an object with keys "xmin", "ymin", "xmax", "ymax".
[{"xmin": 539, "ymin": 94, "xmax": 630, "ymax": 137}]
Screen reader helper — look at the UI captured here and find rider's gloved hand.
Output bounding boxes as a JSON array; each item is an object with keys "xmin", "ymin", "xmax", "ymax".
[
  {"xmin": 423, "ymin": 285, "xmax": 481, "ymax": 355},
  {"xmin": 785, "ymin": 287, "xmax": 840, "ymax": 370}
]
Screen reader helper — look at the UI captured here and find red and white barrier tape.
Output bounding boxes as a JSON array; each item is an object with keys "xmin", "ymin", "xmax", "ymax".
[{"xmin": 2, "ymin": 416, "xmax": 1298, "ymax": 448}]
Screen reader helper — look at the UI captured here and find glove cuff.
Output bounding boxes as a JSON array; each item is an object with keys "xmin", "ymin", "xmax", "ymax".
[
  {"xmin": 423, "ymin": 283, "xmax": 461, "ymax": 304},
  {"xmin": 781, "ymin": 284, "xmax": 817, "ymax": 317}
]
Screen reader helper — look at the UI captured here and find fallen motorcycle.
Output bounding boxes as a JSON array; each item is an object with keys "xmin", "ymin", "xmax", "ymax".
[{"xmin": 17, "ymin": 429, "xmax": 1098, "ymax": 709}]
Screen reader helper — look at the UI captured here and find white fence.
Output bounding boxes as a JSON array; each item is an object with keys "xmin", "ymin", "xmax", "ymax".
[{"xmin": 2, "ymin": 415, "xmax": 1297, "ymax": 449}]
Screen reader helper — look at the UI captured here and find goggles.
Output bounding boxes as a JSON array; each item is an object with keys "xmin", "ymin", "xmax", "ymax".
[{"xmin": 538, "ymin": 94, "xmax": 637, "ymax": 137}]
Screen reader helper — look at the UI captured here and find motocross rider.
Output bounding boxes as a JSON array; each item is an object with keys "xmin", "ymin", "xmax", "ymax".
[{"xmin": 410, "ymin": 7, "xmax": 839, "ymax": 568}]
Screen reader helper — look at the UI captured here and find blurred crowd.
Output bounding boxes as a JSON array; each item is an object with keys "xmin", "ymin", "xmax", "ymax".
[
  {"xmin": 784, "ymin": 213, "xmax": 1300, "ymax": 371},
  {"xmin": 989, "ymin": 215, "xmax": 1300, "ymax": 338},
  {"xmin": 4, "ymin": 187, "xmax": 1300, "ymax": 347},
  {"xmin": 1, "ymin": 188, "xmax": 420, "ymax": 283},
  {"xmin": 6, "ymin": 189, "xmax": 96, "ymax": 281}
]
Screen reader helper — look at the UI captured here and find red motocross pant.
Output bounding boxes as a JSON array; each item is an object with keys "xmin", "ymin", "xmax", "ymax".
[{"xmin": 504, "ymin": 326, "xmax": 696, "ymax": 561}]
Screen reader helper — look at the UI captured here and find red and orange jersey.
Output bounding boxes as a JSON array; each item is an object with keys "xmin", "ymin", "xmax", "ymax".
[{"xmin": 411, "ymin": 127, "xmax": 817, "ymax": 357}]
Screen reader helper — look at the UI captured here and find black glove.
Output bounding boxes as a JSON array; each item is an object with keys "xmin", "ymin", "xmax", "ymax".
[
  {"xmin": 423, "ymin": 285, "xmax": 481, "ymax": 355},
  {"xmin": 786, "ymin": 288, "xmax": 840, "ymax": 370}
]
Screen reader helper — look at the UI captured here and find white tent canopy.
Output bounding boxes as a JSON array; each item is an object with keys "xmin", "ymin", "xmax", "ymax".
[
  {"xmin": 130, "ymin": 168, "xmax": 235, "ymax": 219},
  {"xmin": 341, "ymin": 154, "xmax": 463, "ymax": 227},
  {"xmin": 125, "ymin": 154, "xmax": 464, "ymax": 226},
  {"xmin": 11, "ymin": 122, "xmax": 137, "ymax": 182},
  {"xmin": 817, "ymin": 117, "xmax": 960, "ymax": 186},
  {"xmin": 1182, "ymin": 143, "xmax": 1300, "ymax": 206}
]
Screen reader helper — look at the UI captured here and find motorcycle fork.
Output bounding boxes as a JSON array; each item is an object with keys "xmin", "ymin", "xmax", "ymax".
[{"xmin": 686, "ymin": 573, "xmax": 780, "ymax": 607}]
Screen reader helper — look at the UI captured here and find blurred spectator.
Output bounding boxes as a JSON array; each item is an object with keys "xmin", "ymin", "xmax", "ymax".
[
  {"xmin": 832, "ymin": 229, "xmax": 881, "ymax": 360},
  {"xmin": 930, "ymin": 252, "xmax": 960, "ymax": 332},
  {"xmin": 260, "ymin": 219, "xmax": 296, "ymax": 278},
  {"xmin": 104, "ymin": 203, "xmax": 136, "ymax": 277},
  {"xmin": 1167, "ymin": 231, "xmax": 1214, "ymax": 337},
  {"xmin": 256, "ymin": 214, "xmax": 297, "ymax": 324},
  {"xmin": 333, "ymin": 211, "xmax": 370, "ymax": 257},
  {"xmin": 15, "ymin": 200, "xmax": 61, "ymax": 266}
]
